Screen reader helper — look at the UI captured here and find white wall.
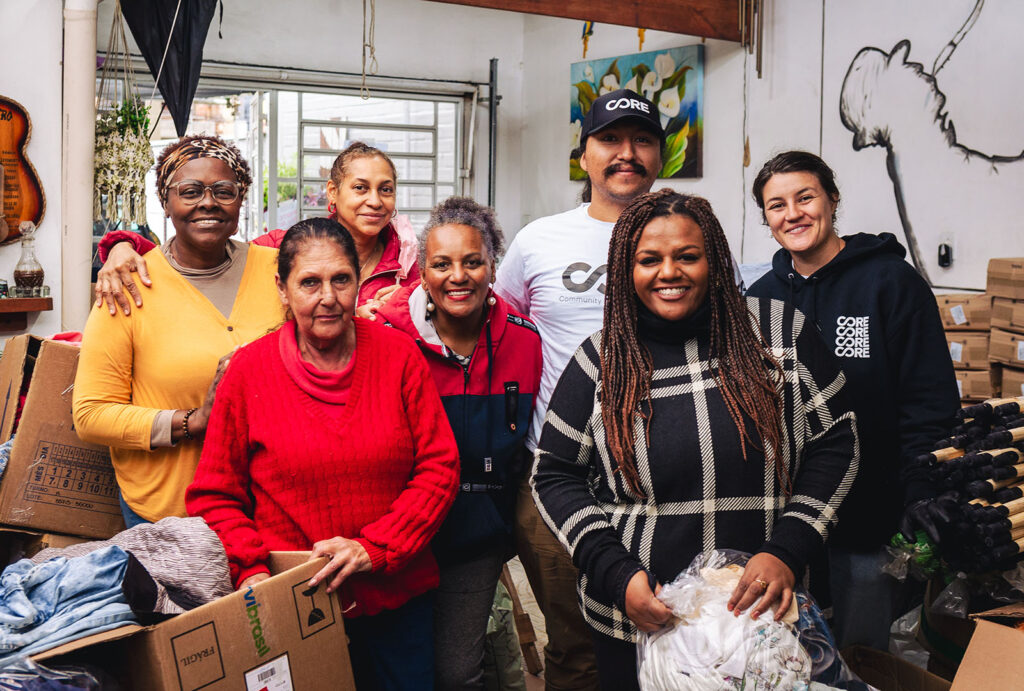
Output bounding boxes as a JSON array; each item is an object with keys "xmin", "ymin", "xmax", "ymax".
[
  {"xmin": 96, "ymin": 0, "xmax": 527, "ymax": 240},
  {"xmin": 822, "ymin": 0, "xmax": 1024, "ymax": 289},
  {"xmin": 0, "ymin": 0, "xmax": 64, "ymax": 340}
]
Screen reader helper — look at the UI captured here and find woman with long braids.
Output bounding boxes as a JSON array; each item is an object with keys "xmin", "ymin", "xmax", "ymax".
[{"xmin": 532, "ymin": 189, "xmax": 860, "ymax": 689}]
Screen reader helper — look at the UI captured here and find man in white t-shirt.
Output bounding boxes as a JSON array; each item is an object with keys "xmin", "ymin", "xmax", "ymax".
[{"xmin": 494, "ymin": 89, "xmax": 664, "ymax": 690}]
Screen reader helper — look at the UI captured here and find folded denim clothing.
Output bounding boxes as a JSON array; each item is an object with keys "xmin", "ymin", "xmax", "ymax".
[
  {"xmin": 31, "ymin": 516, "xmax": 231, "ymax": 614},
  {"xmin": 0, "ymin": 545, "xmax": 137, "ymax": 665}
]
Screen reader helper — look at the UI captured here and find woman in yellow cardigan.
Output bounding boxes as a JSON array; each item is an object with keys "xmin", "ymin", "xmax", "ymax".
[{"xmin": 74, "ymin": 135, "xmax": 283, "ymax": 527}]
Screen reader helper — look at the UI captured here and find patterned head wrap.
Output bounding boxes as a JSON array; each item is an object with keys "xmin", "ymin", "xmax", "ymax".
[{"xmin": 155, "ymin": 135, "xmax": 252, "ymax": 205}]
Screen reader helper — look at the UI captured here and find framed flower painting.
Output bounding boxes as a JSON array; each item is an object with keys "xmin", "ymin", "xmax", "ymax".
[{"xmin": 570, "ymin": 45, "xmax": 704, "ymax": 179}]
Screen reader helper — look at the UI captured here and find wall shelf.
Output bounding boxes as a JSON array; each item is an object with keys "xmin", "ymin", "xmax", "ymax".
[{"xmin": 0, "ymin": 297, "xmax": 53, "ymax": 331}]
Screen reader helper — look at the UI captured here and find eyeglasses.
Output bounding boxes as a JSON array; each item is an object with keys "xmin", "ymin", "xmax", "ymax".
[{"xmin": 166, "ymin": 180, "xmax": 242, "ymax": 205}]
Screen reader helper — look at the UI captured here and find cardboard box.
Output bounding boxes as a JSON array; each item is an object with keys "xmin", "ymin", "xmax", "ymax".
[
  {"xmin": 1001, "ymin": 366, "xmax": 1024, "ymax": 399},
  {"xmin": 945, "ymin": 332, "xmax": 990, "ymax": 369},
  {"xmin": 0, "ymin": 336, "xmax": 124, "ymax": 538},
  {"xmin": 937, "ymin": 293, "xmax": 992, "ymax": 331},
  {"xmin": 0, "ymin": 527, "xmax": 89, "ymax": 568},
  {"xmin": 36, "ymin": 553, "xmax": 356, "ymax": 690},
  {"xmin": 991, "ymin": 297, "xmax": 1024, "ymax": 334},
  {"xmin": 988, "ymin": 258, "xmax": 1024, "ymax": 300},
  {"xmin": 842, "ymin": 646, "xmax": 951, "ymax": 691},
  {"xmin": 989, "ymin": 328, "xmax": 1024, "ymax": 367},
  {"xmin": 951, "ymin": 619, "xmax": 1024, "ymax": 690},
  {"xmin": 955, "ymin": 369, "xmax": 998, "ymax": 400}
]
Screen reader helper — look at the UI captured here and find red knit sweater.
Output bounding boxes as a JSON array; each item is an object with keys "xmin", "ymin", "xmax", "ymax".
[{"xmin": 185, "ymin": 318, "xmax": 459, "ymax": 617}]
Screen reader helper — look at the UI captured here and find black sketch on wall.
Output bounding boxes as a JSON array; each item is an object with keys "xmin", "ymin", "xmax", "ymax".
[{"xmin": 838, "ymin": 0, "xmax": 1023, "ymax": 288}]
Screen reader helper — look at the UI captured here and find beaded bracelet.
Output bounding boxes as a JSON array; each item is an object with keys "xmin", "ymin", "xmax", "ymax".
[{"xmin": 182, "ymin": 407, "xmax": 199, "ymax": 441}]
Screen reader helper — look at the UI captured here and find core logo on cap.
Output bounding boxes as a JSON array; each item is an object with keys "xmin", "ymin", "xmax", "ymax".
[{"xmin": 605, "ymin": 97, "xmax": 651, "ymax": 114}]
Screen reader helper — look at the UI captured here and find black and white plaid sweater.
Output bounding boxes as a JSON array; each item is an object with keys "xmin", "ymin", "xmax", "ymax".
[{"xmin": 532, "ymin": 297, "xmax": 859, "ymax": 643}]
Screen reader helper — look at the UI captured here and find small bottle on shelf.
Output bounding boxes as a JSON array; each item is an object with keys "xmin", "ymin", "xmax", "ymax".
[{"xmin": 14, "ymin": 221, "xmax": 44, "ymax": 291}]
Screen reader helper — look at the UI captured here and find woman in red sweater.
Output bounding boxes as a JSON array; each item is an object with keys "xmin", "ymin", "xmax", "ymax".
[{"xmin": 185, "ymin": 217, "xmax": 459, "ymax": 690}]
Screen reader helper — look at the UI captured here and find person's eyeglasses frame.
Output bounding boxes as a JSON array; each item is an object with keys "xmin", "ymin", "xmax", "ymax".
[{"xmin": 165, "ymin": 179, "xmax": 242, "ymax": 206}]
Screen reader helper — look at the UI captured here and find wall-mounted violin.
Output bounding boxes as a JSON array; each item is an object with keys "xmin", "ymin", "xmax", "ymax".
[{"xmin": 0, "ymin": 95, "xmax": 46, "ymax": 245}]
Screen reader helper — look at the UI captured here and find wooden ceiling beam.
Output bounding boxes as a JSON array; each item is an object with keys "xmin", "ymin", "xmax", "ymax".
[{"xmin": 424, "ymin": 0, "xmax": 741, "ymax": 42}]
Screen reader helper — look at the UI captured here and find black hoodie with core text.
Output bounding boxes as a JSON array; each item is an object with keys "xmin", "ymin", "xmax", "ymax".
[{"xmin": 747, "ymin": 232, "xmax": 959, "ymax": 550}]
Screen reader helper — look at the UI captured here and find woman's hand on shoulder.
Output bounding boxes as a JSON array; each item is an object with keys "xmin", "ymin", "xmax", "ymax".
[
  {"xmin": 355, "ymin": 299, "xmax": 382, "ymax": 321},
  {"xmin": 238, "ymin": 572, "xmax": 270, "ymax": 590},
  {"xmin": 726, "ymin": 552, "xmax": 795, "ymax": 621},
  {"xmin": 372, "ymin": 283, "xmax": 401, "ymax": 305},
  {"xmin": 307, "ymin": 537, "xmax": 373, "ymax": 593},
  {"xmin": 94, "ymin": 242, "xmax": 152, "ymax": 316},
  {"xmin": 172, "ymin": 349, "xmax": 237, "ymax": 443},
  {"xmin": 624, "ymin": 571, "xmax": 674, "ymax": 633}
]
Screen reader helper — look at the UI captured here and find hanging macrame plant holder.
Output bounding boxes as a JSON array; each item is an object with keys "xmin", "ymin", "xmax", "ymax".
[{"xmin": 95, "ymin": 0, "xmax": 154, "ymax": 227}]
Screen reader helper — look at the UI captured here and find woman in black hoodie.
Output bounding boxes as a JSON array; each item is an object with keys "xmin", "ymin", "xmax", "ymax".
[{"xmin": 746, "ymin": 150, "xmax": 959, "ymax": 651}]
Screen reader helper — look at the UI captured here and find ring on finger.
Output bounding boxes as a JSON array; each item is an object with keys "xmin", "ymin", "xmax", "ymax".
[{"xmin": 754, "ymin": 577, "xmax": 768, "ymax": 592}]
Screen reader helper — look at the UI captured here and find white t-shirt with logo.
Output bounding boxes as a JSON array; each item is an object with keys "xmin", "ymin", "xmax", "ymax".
[{"xmin": 495, "ymin": 204, "xmax": 614, "ymax": 450}]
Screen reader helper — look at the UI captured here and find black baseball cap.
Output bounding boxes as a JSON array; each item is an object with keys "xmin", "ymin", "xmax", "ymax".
[{"xmin": 581, "ymin": 89, "xmax": 664, "ymax": 142}]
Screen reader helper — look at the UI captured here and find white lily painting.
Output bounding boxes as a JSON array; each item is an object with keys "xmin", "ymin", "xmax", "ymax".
[{"xmin": 570, "ymin": 44, "xmax": 704, "ymax": 179}]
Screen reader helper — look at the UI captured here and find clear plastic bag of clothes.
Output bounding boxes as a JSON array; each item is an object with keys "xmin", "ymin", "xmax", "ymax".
[
  {"xmin": 636, "ymin": 550, "xmax": 873, "ymax": 691},
  {"xmin": 0, "ymin": 656, "xmax": 119, "ymax": 690},
  {"xmin": 929, "ymin": 573, "xmax": 970, "ymax": 619}
]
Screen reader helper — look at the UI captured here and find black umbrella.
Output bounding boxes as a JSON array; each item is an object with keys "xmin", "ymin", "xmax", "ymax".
[{"xmin": 121, "ymin": 0, "xmax": 221, "ymax": 137}]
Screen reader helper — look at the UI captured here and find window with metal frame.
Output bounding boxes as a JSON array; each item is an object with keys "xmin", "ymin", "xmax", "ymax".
[{"xmin": 94, "ymin": 75, "xmax": 465, "ymax": 247}]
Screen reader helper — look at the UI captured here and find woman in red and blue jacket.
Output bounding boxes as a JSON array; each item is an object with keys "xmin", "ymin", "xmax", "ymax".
[{"xmin": 378, "ymin": 197, "xmax": 542, "ymax": 691}]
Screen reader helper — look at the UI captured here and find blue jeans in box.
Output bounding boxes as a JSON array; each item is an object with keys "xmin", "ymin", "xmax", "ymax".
[{"xmin": 0, "ymin": 545, "xmax": 136, "ymax": 664}]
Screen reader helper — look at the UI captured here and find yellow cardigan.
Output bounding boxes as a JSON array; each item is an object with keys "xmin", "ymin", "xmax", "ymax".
[{"xmin": 74, "ymin": 245, "xmax": 283, "ymax": 522}]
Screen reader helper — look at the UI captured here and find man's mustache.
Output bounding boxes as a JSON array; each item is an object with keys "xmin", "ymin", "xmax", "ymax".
[{"xmin": 603, "ymin": 163, "xmax": 648, "ymax": 177}]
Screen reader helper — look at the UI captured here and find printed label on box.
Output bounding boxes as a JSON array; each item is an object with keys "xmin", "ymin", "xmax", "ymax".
[
  {"xmin": 21, "ymin": 440, "xmax": 121, "ymax": 516},
  {"xmin": 245, "ymin": 653, "xmax": 293, "ymax": 691},
  {"xmin": 290, "ymin": 579, "xmax": 336, "ymax": 640},
  {"xmin": 950, "ymin": 341, "xmax": 964, "ymax": 362},
  {"xmin": 171, "ymin": 621, "xmax": 225, "ymax": 690},
  {"xmin": 1018, "ymin": 340, "xmax": 1024, "ymax": 363},
  {"xmin": 951, "ymin": 304, "xmax": 968, "ymax": 325}
]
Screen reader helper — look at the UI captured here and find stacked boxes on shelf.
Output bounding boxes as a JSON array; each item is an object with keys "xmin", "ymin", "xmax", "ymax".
[
  {"xmin": 988, "ymin": 259, "xmax": 1024, "ymax": 397},
  {"xmin": 938, "ymin": 293, "xmax": 995, "ymax": 402}
]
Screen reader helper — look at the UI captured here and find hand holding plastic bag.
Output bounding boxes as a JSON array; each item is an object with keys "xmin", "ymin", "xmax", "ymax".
[{"xmin": 636, "ymin": 550, "xmax": 874, "ymax": 691}]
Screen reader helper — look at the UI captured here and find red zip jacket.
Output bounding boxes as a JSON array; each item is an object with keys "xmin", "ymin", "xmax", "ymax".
[{"xmin": 378, "ymin": 284, "xmax": 542, "ymax": 563}]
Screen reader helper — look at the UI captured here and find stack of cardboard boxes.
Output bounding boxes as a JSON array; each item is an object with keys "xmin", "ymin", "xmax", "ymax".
[
  {"xmin": 0, "ymin": 334, "xmax": 123, "ymax": 561},
  {"xmin": 987, "ymin": 259, "xmax": 1024, "ymax": 396},
  {"xmin": 937, "ymin": 293, "xmax": 996, "ymax": 402}
]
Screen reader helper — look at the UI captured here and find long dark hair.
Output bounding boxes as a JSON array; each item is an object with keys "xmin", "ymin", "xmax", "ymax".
[{"xmin": 602, "ymin": 189, "xmax": 786, "ymax": 497}]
